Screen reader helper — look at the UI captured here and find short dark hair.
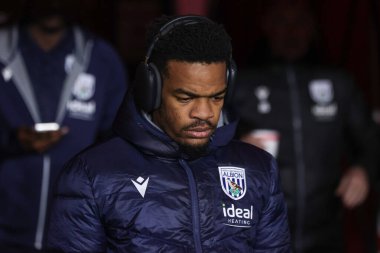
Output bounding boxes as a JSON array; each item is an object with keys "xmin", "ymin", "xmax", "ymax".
[{"xmin": 146, "ymin": 15, "xmax": 232, "ymax": 77}]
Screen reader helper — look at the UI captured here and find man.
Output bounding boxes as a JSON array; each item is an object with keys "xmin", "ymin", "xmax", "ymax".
[
  {"xmin": 233, "ymin": 1, "xmax": 378, "ymax": 252},
  {"xmin": 0, "ymin": 0, "xmax": 127, "ymax": 252},
  {"xmin": 47, "ymin": 15, "xmax": 291, "ymax": 252}
]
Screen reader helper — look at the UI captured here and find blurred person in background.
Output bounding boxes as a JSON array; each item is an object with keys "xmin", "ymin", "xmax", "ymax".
[
  {"xmin": 0, "ymin": 0, "xmax": 127, "ymax": 252},
  {"xmin": 233, "ymin": 0, "xmax": 379, "ymax": 252}
]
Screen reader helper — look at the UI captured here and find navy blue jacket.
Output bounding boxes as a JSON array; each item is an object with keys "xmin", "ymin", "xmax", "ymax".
[
  {"xmin": 0, "ymin": 25, "xmax": 127, "ymax": 250},
  {"xmin": 47, "ymin": 96, "xmax": 291, "ymax": 252}
]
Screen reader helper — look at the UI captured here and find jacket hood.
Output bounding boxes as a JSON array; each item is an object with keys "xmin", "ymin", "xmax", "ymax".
[{"xmin": 112, "ymin": 94, "xmax": 238, "ymax": 160}]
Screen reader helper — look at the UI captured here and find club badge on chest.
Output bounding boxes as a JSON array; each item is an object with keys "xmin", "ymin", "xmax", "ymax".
[
  {"xmin": 309, "ymin": 79, "xmax": 338, "ymax": 120},
  {"xmin": 66, "ymin": 73, "xmax": 97, "ymax": 120}
]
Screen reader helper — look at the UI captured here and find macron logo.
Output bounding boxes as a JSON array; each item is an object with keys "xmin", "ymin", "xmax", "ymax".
[{"xmin": 131, "ymin": 176, "xmax": 149, "ymax": 198}]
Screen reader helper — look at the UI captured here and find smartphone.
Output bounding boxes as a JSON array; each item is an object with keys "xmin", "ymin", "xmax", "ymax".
[{"xmin": 34, "ymin": 122, "xmax": 60, "ymax": 132}]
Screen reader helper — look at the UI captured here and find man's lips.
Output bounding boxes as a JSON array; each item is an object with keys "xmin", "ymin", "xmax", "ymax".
[{"xmin": 184, "ymin": 127, "xmax": 213, "ymax": 138}]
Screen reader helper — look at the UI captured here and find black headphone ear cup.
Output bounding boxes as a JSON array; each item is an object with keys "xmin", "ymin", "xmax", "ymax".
[
  {"xmin": 225, "ymin": 59, "xmax": 237, "ymax": 106},
  {"xmin": 148, "ymin": 62, "xmax": 162, "ymax": 110},
  {"xmin": 133, "ymin": 62, "xmax": 162, "ymax": 112}
]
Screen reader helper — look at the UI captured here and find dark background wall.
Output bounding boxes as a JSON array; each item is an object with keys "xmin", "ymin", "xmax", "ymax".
[{"xmin": 1, "ymin": 0, "xmax": 378, "ymax": 108}]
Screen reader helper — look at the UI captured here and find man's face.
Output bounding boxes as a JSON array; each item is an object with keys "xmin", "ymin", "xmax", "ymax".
[
  {"xmin": 153, "ymin": 60, "xmax": 227, "ymax": 154},
  {"xmin": 263, "ymin": 5, "xmax": 315, "ymax": 62}
]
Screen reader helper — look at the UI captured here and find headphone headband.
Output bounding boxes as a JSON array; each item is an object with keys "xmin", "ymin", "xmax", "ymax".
[
  {"xmin": 145, "ymin": 16, "xmax": 214, "ymax": 64},
  {"xmin": 134, "ymin": 15, "xmax": 236, "ymax": 112}
]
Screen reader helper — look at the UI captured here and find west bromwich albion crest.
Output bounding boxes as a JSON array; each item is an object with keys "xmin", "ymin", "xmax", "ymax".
[
  {"xmin": 72, "ymin": 73, "xmax": 96, "ymax": 101},
  {"xmin": 219, "ymin": 166, "xmax": 247, "ymax": 200},
  {"xmin": 309, "ymin": 79, "xmax": 334, "ymax": 105}
]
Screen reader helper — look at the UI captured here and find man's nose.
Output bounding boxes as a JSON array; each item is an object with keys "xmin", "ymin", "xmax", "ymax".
[{"xmin": 190, "ymin": 99, "xmax": 214, "ymax": 120}]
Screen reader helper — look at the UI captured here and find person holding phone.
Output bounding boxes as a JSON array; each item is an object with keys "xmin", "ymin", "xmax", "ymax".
[{"xmin": 0, "ymin": 0, "xmax": 127, "ymax": 252}]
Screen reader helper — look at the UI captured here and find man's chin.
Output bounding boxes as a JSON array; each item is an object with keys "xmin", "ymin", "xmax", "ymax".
[{"xmin": 179, "ymin": 141, "xmax": 209, "ymax": 159}]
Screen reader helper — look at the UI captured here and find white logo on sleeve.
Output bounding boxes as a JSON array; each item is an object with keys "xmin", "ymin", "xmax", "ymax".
[{"xmin": 131, "ymin": 176, "xmax": 150, "ymax": 198}]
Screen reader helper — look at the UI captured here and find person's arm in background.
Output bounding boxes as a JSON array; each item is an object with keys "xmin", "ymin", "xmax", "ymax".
[
  {"xmin": 95, "ymin": 41, "xmax": 128, "ymax": 142},
  {"xmin": 230, "ymin": 70, "xmax": 259, "ymax": 141},
  {"xmin": 0, "ymin": 112, "xmax": 23, "ymax": 160},
  {"xmin": 335, "ymin": 74, "xmax": 379, "ymax": 208},
  {"xmin": 254, "ymin": 157, "xmax": 292, "ymax": 252},
  {"xmin": 0, "ymin": 111, "xmax": 68, "ymax": 161}
]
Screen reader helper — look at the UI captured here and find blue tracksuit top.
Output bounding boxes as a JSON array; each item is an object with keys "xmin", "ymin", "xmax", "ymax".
[
  {"xmin": 0, "ymin": 25, "xmax": 127, "ymax": 250},
  {"xmin": 47, "ymin": 96, "xmax": 291, "ymax": 253}
]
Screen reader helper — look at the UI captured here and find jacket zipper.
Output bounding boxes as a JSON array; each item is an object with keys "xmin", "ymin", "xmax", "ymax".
[
  {"xmin": 286, "ymin": 65, "xmax": 306, "ymax": 253},
  {"xmin": 179, "ymin": 159, "xmax": 203, "ymax": 253},
  {"xmin": 34, "ymin": 155, "xmax": 51, "ymax": 250}
]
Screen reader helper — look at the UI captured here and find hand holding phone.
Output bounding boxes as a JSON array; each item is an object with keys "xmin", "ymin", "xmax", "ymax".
[
  {"xmin": 34, "ymin": 122, "xmax": 60, "ymax": 132},
  {"xmin": 18, "ymin": 124, "xmax": 69, "ymax": 153}
]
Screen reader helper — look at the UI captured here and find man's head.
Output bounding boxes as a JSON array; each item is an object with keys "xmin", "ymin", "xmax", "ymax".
[
  {"xmin": 138, "ymin": 15, "xmax": 232, "ymax": 157},
  {"xmin": 261, "ymin": 0, "xmax": 316, "ymax": 62},
  {"xmin": 23, "ymin": 0, "xmax": 73, "ymax": 34}
]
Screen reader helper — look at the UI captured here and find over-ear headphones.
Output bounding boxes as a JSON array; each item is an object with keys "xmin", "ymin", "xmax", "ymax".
[{"xmin": 133, "ymin": 15, "xmax": 237, "ymax": 112}]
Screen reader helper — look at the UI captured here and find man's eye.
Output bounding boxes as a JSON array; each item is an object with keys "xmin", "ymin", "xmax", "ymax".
[
  {"xmin": 212, "ymin": 95, "xmax": 225, "ymax": 102},
  {"xmin": 177, "ymin": 97, "xmax": 192, "ymax": 103}
]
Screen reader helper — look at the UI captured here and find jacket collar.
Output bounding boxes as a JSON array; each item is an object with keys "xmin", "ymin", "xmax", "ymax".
[{"xmin": 113, "ymin": 94, "xmax": 238, "ymax": 160}]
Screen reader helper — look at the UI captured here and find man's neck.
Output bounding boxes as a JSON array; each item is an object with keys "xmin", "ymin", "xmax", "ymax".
[{"xmin": 28, "ymin": 24, "xmax": 66, "ymax": 52}]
